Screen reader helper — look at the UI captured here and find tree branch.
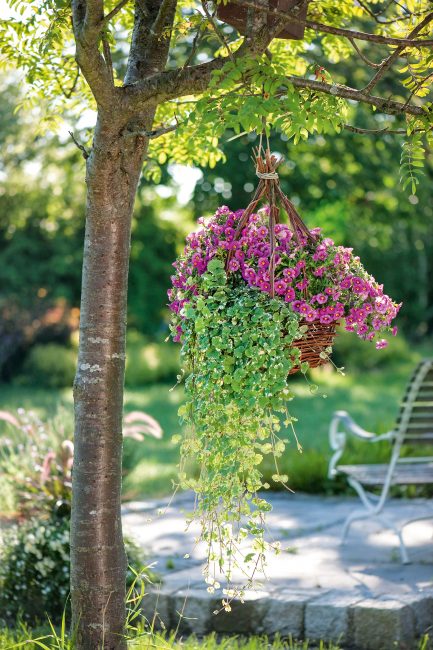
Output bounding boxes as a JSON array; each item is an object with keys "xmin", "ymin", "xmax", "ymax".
[
  {"xmin": 124, "ymin": 0, "xmax": 177, "ymax": 85},
  {"xmin": 344, "ymin": 123, "xmax": 433, "ymax": 135},
  {"xmin": 124, "ymin": 56, "xmax": 428, "ymax": 118},
  {"xmin": 102, "ymin": 0, "xmax": 132, "ymax": 26},
  {"xmin": 286, "ymin": 77, "xmax": 426, "ymax": 117},
  {"xmin": 69, "ymin": 130, "xmax": 90, "ymax": 158},
  {"xmin": 72, "ymin": 0, "xmax": 115, "ymax": 106},
  {"xmin": 123, "ymin": 0, "xmax": 288, "ymax": 108},
  {"xmin": 151, "ymin": 0, "xmax": 177, "ymax": 39},
  {"xmin": 123, "ymin": 122, "xmax": 179, "ymax": 138},
  {"xmin": 363, "ymin": 11, "xmax": 433, "ymax": 94},
  {"xmin": 226, "ymin": 0, "xmax": 433, "ymax": 47}
]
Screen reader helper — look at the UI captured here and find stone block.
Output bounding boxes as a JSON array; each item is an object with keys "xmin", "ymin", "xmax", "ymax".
[
  {"xmin": 305, "ymin": 591, "xmax": 361, "ymax": 644},
  {"xmin": 259, "ymin": 589, "xmax": 316, "ymax": 638},
  {"xmin": 397, "ymin": 592, "xmax": 433, "ymax": 637},
  {"xmin": 141, "ymin": 587, "xmax": 174, "ymax": 630},
  {"xmin": 173, "ymin": 588, "xmax": 215, "ymax": 635},
  {"xmin": 211, "ymin": 590, "xmax": 270, "ymax": 634},
  {"xmin": 353, "ymin": 598, "xmax": 416, "ymax": 650}
]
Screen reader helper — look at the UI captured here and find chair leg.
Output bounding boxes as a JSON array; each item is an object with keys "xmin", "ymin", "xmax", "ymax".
[
  {"xmin": 377, "ymin": 514, "xmax": 410, "ymax": 564},
  {"xmin": 340, "ymin": 510, "xmax": 410, "ymax": 564},
  {"xmin": 340, "ymin": 509, "xmax": 372, "ymax": 545}
]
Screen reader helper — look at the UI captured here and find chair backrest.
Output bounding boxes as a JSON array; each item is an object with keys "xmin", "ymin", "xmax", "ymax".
[{"xmin": 395, "ymin": 359, "xmax": 433, "ymax": 445}]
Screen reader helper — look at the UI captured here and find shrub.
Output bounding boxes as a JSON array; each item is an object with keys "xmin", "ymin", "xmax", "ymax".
[
  {"xmin": 0, "ymin": 512, "xmax": 147, "ymax": 626},
  {"xmin": 125, "ymin": 330, "xmax": 180, "ymax": 386},
  {"xmin": 19, "ymin": 344, "xmax": 76, "ymax": 388}
]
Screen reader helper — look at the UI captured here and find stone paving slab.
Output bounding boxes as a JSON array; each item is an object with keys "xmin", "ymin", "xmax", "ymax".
[{"xmin": 123, "ymin": 492, "xmax": 433, "ymax": 649}]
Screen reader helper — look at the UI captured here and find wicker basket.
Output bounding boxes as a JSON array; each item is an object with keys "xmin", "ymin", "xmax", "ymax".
[
  {"xmin": 226, "ymin": 150, "xmax": 339, "ymax": 376},
  {"xmin": 289, "ymin": 320, "xmax": 338, "ymax": 375}
]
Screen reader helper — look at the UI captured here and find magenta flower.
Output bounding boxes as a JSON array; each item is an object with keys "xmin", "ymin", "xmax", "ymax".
[
  {"xmin": 169, "ymin": 204, "xmax": 400, "ymax": 350},
  {"xmin": 305, "ymin": 308, "xmax": 318, "ymax": 322},
  {"xmin": 283, "ymin": 268, "xmax": 296, "ymax": 281},
  {"xmin": 296, "ymin": 278, "xmax": 309, "ymax": 291},
  {"xmin": 275, "ymin": 279, "xmax": 287, "ymax": 295},
  {"xmin": 285, "ymin": 288, "xmax": 296, "ymax": 302},
  {"xmin": 340, "ymin": 277, "xmax": 352, "ymax": 289},
  {"xmin": 376, "ymin": 339, "xmax": 388, "ymax": 350},
  {"xmin": 228, "ymin": 259, "xmax": 240, "ymax": 272},
  {"xmin": 243, "ymin": 267, "xmax": 257, "ymax": 284}
]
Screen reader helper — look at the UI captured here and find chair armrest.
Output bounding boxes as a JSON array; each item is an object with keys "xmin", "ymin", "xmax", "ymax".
[{"xmin": 328, "ymin": 410, "xmax": 393, "ymax": 479}]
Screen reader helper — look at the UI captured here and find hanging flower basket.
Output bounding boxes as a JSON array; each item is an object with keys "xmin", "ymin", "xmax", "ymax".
[{"xmin": 167, "ymin": 148, "xmax": 401, "ymax": 601}]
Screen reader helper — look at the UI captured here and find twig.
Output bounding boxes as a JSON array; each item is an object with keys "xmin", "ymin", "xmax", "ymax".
[
  {"xmin": 402, "ymin": 70, "xmax": 433, "ymax": 109},
  {"xmin": 66, "ymin": 67, "xmax": 81, "ymax": 98},
  {"xmin": 123, "ymin": 122, "xmax": 180, "ymax": 139},
  {"xmin": 348, "ymin": 38, "xmax": 382, "ymax": 69},
  {"xmin": 356, "ymin": 0, "xmax": 417, "ymax": 24},
  {"xmin": 68, "ymin": 131, "xmax": 90, "ymax": 159},
  {"xmin": 363, "ymin": 11, "xmax": 433, "ymax": 94},
  {"xmin": 179, "ymin": 18, "xmax": 205, "ymax": 72},
  {"xmin": 201, "ymin": 0, "xmax": 235, "ymax": 61},
  {"xmin": 102, "ymin": 0, "xmax": 131, "ymax": 27},
  {"xmin": 343, "ymin": 124, "xmax": 433, "ymax": 135}
]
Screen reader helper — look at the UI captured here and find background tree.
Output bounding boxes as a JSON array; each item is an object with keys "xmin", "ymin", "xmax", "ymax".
[{"xmin": 1, "ymin": 1, "xmax": 433, "ymax": 647}]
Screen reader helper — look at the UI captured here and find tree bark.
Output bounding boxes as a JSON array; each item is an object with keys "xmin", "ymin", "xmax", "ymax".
[{"xmin": 71, "ymin": 112, "xmax": 150, "ymax": 649}]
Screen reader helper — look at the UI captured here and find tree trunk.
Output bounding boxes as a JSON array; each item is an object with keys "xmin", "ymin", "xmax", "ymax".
[{"xmin": 71, "ymin": 113, "xmax": 149, "ymax": 649}]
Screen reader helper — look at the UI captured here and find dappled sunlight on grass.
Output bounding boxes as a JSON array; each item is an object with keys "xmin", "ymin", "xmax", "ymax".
[
  {"xmin": 123, "ymin": 460, "xmax": 179, "ymax": 500},
  {"xmin": 1, "ymin": 342, "xmax": 432, "ymax": 501}
]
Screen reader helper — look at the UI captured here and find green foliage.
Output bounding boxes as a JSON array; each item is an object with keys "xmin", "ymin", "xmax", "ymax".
[
  {"xmin": 125, "ymin": 332, "xmax": 180, "ymax": 386},
  {"xmin": 153, "ymin": 56, "xmax": 349, "ymax": 168},
  {"xmin": 20, "ymin": 344, "xmax": 76, "ymax": 389},
  {"xmin": 0, "ymin": 513, "xmax": 146, "ymax": 626},
  {"xmin": 3, "ymin": 0, "xmax": 432, "ymax": 175},
  {"xmin": 0, "ymin": 514, "xmax": 71, "ymax": 626},
  {"xmin": 400, "ymin": 128, "xmax": 426, "ymax": 195},
  {"xmin": 177, "ymin": 259, "xmax": 305, "ymax": 596}
]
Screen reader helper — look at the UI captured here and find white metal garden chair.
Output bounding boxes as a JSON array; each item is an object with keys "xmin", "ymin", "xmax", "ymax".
[{"xmin": 328, "ymin": 358, "xmax": 433, "ymax": 564}]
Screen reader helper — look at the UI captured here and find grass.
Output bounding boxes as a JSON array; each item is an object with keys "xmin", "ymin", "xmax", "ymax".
[
  {"xmin": 0, "ymin": 626, "xmax": 430, "ymax": 650},
  {"xmin": 0, "ymin": 337, "xmax": 432, "ymax": 505},
  {"xmin": 0, "ymin": 626, "xmax": 343, "ymax": 650}
]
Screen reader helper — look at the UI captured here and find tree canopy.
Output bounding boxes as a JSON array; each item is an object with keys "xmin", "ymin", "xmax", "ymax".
[{"xmin": 1, "ymin": 1, "xmax": 432, "ymax": 186}]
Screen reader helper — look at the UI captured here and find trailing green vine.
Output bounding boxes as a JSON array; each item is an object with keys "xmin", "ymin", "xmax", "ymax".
[{"xmin": 178, "ymin": 263, "xmax": 303, "ymax": 604}]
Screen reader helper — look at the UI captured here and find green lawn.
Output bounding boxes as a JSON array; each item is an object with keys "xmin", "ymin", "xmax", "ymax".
[{"xmin": 0, "ymin": 338, "xmax": 432, "ymax": 502}]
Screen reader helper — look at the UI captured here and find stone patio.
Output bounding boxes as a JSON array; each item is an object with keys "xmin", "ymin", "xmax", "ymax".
[{"xmin": 123, "ymin": 491, "xmax": 433, "ymax": 649}]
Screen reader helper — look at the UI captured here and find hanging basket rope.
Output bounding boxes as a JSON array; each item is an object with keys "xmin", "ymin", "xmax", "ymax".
[{"xmin": 226, "ymin": 148, "xmax": 337, "ymax": 375}]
